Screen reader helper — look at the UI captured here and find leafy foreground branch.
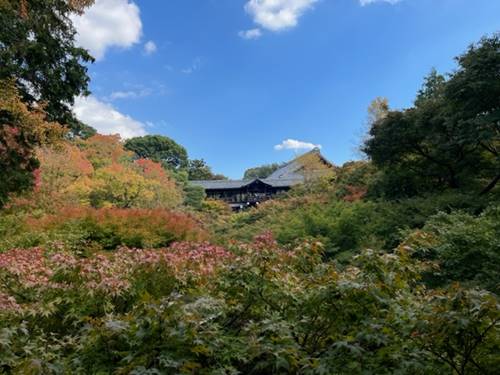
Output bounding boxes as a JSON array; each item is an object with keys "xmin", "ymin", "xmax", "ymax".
[{"xmin": 1, "ymin": 234, "xmax": 498, "ymax": 374}]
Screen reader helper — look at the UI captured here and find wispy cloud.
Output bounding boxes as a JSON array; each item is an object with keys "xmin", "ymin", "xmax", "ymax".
[
  {"xmin": 143, "ymin": 40, "xmax": 157, "ymax": 55},
  {"xmin": 238, "ymin": 28, "xmax": 263, "ymax": 40},
  {"xmin": 274, "ymin": 139, "xmax": 322, "ymax": 151},
  {"xmin": 359, "ymin": 0, "xmax": 402, "ymax": 6},
  {"xmin": 181, "ymin": 57, "xmax": 203, "ymax": 74},
  {"xmin": 73, "ymin": 95, "xmax": 147, "ymax": 139},
  {"xmin": 71, "ymin": 0, "xmax": 142, "ymax": 60}
]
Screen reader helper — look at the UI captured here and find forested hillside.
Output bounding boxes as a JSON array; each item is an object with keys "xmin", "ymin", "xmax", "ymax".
[{"xmin": 0, "ymin": 0, "xmax": 499, "ymax": 373}]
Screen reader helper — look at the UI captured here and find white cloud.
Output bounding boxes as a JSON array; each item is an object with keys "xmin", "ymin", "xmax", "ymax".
[
  {"xmin": 244, "ymin": 0, "xmax": 318, "ymax": 32},
  {"xmin": 238, "ymin": 28, "xmax": 263, "ymax": 40},
  {"xmin": 144, "ymin": 40, "xmax": 157, "ymax": 55},
  {"xmin": 274, "ymin": 139, "xmax": 322, "ymax": 151},
  {"xmin": 359, "ymin": 0, "xmax": 401, "ymax": 5},
  {"xmin": 71, "ymin": 0, "xmax": 142, "ymax": 60},
  {"xmin": 73, "ymin": 95, "xmax": 147, "ymax": 139},
  {"xmin": 107, "ymin": 88, "xmax": 152, "ymax": 100}
]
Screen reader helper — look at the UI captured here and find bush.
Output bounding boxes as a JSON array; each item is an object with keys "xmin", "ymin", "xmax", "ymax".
[
  {"xmin": 0, "ymin": 207, "xmax": 207, "ymax": 253},
  {"xmin": 403, "ymin": 206, "xmax": 500, "ymax": 293},
  {"xmin": 222, "ymin": 191, "xmax": 493, "ymax": 260}
]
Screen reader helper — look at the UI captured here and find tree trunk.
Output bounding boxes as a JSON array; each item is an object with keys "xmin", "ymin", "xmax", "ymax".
[{"xmin": 480, "ymin": 173, "xmax": 500, "ymax": 195}]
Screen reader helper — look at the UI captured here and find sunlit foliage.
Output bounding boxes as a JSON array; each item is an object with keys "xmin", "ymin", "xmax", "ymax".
[
  {"xmin": 9, "ymin": 134, "xmax": 184, "ymax": 210},
  {"xmin": 0, "ymin": 207, "xmax": 207, "ymax": 253},
  {"xmin": 0, "ymin": 80, "xmax": 64, "ymax": 207}
]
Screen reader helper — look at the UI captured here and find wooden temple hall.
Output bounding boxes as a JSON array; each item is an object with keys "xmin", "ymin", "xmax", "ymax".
[{"xmin": 191, "ymin": 148, "xmax": 334, "ymax": 210}]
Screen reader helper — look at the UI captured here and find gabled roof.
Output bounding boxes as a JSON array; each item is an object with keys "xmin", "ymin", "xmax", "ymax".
[
  {"xmin": 190, "ymin": 148, "xmax": 333, "ymax": 191},
  {"xmin": 267, "ymin": 147, "xmax": 332, "ymax": 180}
]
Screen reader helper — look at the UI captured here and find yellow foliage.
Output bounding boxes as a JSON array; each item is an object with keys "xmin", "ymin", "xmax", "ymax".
[{"xmin": 14, "ymin": 136, "xmax": 183, "ymax": 210}]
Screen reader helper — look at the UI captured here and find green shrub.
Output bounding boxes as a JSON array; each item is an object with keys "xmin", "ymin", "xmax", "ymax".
[
  {"xmin": 404, "ymin": 206, "xmax": 500, "ymax": 293},
  {"xmin": 221, "ymin": 191, "xmax": 495, "ymax": 261}
]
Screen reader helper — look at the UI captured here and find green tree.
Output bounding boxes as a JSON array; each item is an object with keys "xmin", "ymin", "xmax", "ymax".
[
  {"xmin": 188, "ymin": 159, "xmax": 212, "ymax": 180},
  {"xmin": 0, "ymin": 0, "xmax": 96, "ymax": 137},
  {"xmin": 363, "ymin": 34, "xmax": 500, "ymax": 198},
  {"xmin": 188, "ymin": 159, "xmax": 226, "ymax": 180},
  {"xmin": 243, "ymin": 162, "xmax": 285, "ymax": 179},
  {"xmin": 445, "ymin": 34, "xmax": 500, "ymax": 195},
  {"xmin": 124, "ymin": 135, "xmax": 189, "ymax": 171},
  {"xmin": 415, "ymin": 287, "xmax": 500, "ymax": 375},
  {"xmin": 414, "ymin": 68, "xmax": 446, "ymax": 106},
  {"xmin": 183, "ymin": 183, "xmax": 206, "ymax": 209}
]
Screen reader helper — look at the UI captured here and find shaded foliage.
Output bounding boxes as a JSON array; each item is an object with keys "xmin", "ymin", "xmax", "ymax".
[
  {"xmin": 363, "ymin": 34, "xmax": 500, "ymax": 198},
  {"xmin": 403, "ymin": 207, "xmax": 500, "ymax": 293}
]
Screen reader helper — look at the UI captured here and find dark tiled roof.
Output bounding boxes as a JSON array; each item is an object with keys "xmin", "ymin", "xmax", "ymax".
[
  {"xmin": 190, "ymin": 180, "xmax": 252, "ymax": 190},
  {"xmin": 190, "ymin": 177, "xmax": 303, "ymax": 190}
]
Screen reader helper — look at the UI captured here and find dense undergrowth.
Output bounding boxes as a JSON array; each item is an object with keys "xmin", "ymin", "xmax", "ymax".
[{"xmin": 1, "ymin": 234, "xmax": 499, "ymax": 374}]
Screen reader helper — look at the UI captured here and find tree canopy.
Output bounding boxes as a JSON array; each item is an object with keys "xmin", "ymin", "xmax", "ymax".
[
  {"xmin": 243, "ymin": 162, "xmax": 285, "ymax": 180},
  {"xmin": 0, "ymin": 0, "xmax": 95, "ymax": 137},
  {"xmin": 188, "ymin": 159, "xmax": 226, "ymax": 180},
  {"xmin": 363, "ymin": 34, "xmax": 500, "ymax": 198},
  {"xmin": 124, "ymin": 135, "xmax": 189, "ymax": 171}
]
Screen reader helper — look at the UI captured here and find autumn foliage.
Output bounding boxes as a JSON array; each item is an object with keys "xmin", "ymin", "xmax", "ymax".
[
  {"xmin": 0, "ymin": 80, "xmax": 63, "ymax": 207},
  {"xmin": 8, "ymin": 134, "xmax": 183, "ymax": 210},
  {"xmin": 0, "ymin": 207, "xmax": 206, "ymax": 253}
]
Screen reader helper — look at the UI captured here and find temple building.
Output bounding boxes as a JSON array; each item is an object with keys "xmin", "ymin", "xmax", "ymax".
[{"xmin": 190, "ymin": 148, "xmax": 334, "ymax": 210}]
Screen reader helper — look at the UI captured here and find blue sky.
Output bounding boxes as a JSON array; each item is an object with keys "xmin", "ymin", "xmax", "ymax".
[{"xmin": 71, "ymin": 0, "xmax": 500, "ymax": 179}]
